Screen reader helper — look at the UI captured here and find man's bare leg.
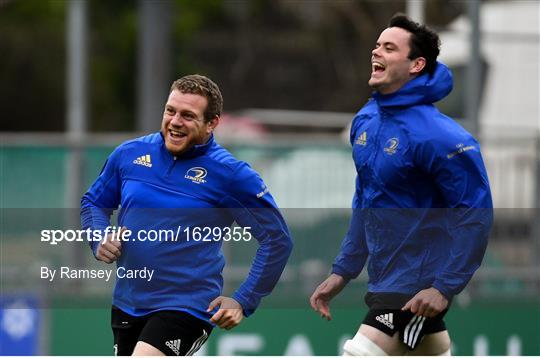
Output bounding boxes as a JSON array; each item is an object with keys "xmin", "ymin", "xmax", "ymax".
[
  {"xmin": 342, "ymin": 325, "xmax": 451, "ymax": 356},
  {"xmin": 132, "ymin": 341, "xmax": 165, "ymax": 356},
  {"xmin": 406, "ymin": 331, "xmax": 451, "ymax": 356},
  {"xmin": 343, "ymin": 324, "xmax": 408, "ymax": 356}
]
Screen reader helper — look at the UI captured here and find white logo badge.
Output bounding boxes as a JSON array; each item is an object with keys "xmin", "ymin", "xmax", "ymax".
[
  {"xmin": 375, "ymin": 313, "xmax": 394, "ymax": 329},
  {"xmin": 133, "ymin": 154, "xmax": 152, "ymax": 167},
  {"xmin": 185, "ymin": 167, "xmax": 207, "ymax": 184},
  {"xmin": 356, "ymin": 131, "xmax": 367, "ymax": 146},
  {"xmin": 256, "ymin": 184, "xmax": 269, "ymax": 198},
  {"xmin": 165, "ymin": 339, "xmax": 181, "ymax": 355},
  {"xmin": 383, "ymin": 138, "xmax": 399, "ymax": 155}
]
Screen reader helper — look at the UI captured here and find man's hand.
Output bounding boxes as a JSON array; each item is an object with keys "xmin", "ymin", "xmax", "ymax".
[
  {"xmin": 95, "ymin": 227, "xmax": 127, "ymax": 264},
  {"xmin": 309, "ymin": 273, "xmax": 347, "ymax": 321},
  {"xmin": 207, "ymin": 296, "xmax": 244, "ymax": 330},
  {"xmin": 401, "ymin": 287, "xmax": 448, "ymax": 317}
]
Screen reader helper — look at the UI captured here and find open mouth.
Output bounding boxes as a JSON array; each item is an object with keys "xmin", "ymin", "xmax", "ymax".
[
  {"xmin": 372, "ymin": 62, "xmax": 386, "ymax": 74},
  {"xmin": 168, "ymin": 128, "xmax": 187, "ymax": 143}
]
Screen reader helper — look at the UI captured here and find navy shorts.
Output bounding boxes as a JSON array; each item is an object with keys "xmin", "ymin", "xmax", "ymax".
[
  {"xmin": 362, "ymin": 292, "xmax": 448, "ymax": 350},
  {"xmin": 363, "ymin": 308, "xmax": 447, "ymax": 350},
  {"xmin": 111, "ymin": 306, "xmax": 212, "ymax": 356}
]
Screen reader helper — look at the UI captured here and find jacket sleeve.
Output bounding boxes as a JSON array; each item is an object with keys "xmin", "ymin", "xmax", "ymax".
[
  {"xmin": 80, "ymin": 146, "xmax": 123, "ymax": 256},
  {"xmin": 331, "ymin": 176, "xmax": 369, "ymax": 280},
  {"xmin": 331, "ymin": 114, "xmax": 369, "ymax": 279},
  {"xmin": 416, "ymin": 134, "xmax": 493, "ymax": 299},
  {"xmin": 218, "ymin": 163, "xmax": 293, "ymax": 316}
]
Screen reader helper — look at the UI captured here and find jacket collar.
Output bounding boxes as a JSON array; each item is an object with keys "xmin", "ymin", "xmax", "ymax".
[
  {"xmin": 159, "ymin": 132, "xmax": 215, "ymax": 159},
  {"xmin": 373, "ymin": 61, "xmax": 453, "ymax": 109}
]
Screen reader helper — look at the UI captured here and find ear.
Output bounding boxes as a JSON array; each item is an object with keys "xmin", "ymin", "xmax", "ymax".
[
  {"xmin": 410, "ymin": 57, "xmax": 426, "ymax": 75},
  {"xmin": 206, "ymin": 116, "xmax": 220, "ymax": 134}
]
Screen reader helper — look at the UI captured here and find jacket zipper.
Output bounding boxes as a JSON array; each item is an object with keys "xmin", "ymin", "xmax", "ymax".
[
  {"xmin": 166, "ymin": 156, "xmax": 177, "ymax": 177},
  {"xmin": 366, "ymin": 112, "xmax": 386, "ymax": 205}
]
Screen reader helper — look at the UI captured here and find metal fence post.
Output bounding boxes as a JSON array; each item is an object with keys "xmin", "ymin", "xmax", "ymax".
[
  {"xmin": 534, "ymin": 134, "xmax": 540, "ymax": 274},
  {"xmin": 66, "ymin": 0, "xmax": 88, "ymax": 296}
]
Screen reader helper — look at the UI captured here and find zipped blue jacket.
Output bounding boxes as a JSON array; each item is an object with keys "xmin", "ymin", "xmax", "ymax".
[
  {"xmin": 332, "ymin": 62, "xmax": 493, "ymax": 300},
  {"xmin": 81, "ymin": 133, "xmax": 293, "ymax": 321}
]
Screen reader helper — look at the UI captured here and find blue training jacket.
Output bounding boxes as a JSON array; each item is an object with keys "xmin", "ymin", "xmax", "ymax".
[
  {"xmin": 81, "ymin": 133, "xmax": 293, "ymax": 320},
  {"xmin": 332, "ymin": 62, "xmax": 493, "ymax": 300}
]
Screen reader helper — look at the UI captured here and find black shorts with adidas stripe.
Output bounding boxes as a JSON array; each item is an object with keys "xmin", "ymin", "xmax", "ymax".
[
  {"xmin": 111, "ymin": 306, "xmax": 212, "ymax": 356},
  {"xmin": 362, "ymin": 292, "xmax": 448, "ymax": 350}
]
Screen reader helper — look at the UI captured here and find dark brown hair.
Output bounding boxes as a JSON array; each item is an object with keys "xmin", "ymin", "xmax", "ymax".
[
  {"xmin": 389, "ymin": 14, "xmax": 441, "ymax": 75},
  {"xmin": 170, "ymin": 74, "xmax": 223, "ymax": 122}
]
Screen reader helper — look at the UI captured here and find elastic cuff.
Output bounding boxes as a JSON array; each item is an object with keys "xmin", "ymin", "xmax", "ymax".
[
  {"xmin": 90, "ymin": 241, "xmax": 100, "ymax": 258},
  {"xmin": 331, "ymin": 265, "xmax": 355, "ymax": 281},
  {"xmin": 431, "ymin": 282, "xmax": 453, "ymax": 301},
  {"xmin": 232, "ymin": 292, "xmax": 255, "ymax": 317}
]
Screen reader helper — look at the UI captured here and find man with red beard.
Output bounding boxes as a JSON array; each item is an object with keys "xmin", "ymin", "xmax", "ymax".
[{"xmin": 82, "ymin": 75, "xmax": 292, "ymax": 355}]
